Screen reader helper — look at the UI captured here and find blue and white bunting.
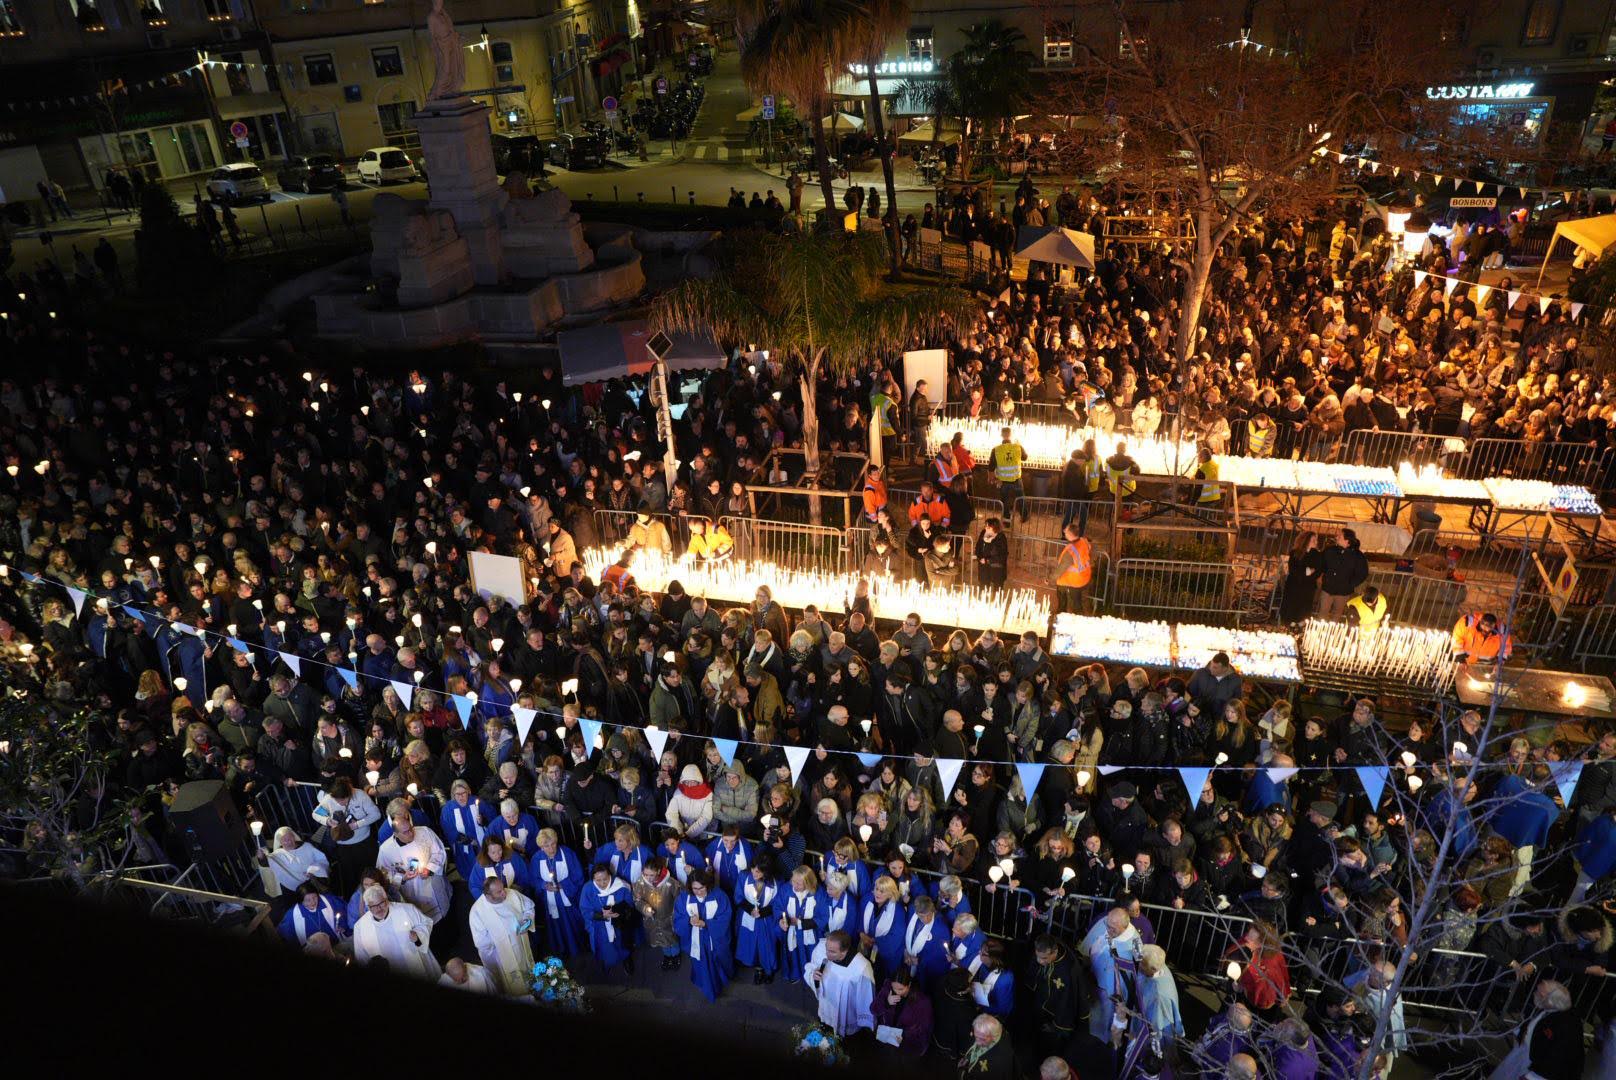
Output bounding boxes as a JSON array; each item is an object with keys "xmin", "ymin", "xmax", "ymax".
[
  {"xmin": 1178, "ymin": 767, "xmax": 1213, "ymax": 804},
  {"xmin": 1015, "ymin": 762, "xmax": 1047, "ymax": 799},
  {"xmin": 936, "ymin": 757, "xmax": 965, "ymax": 801},
  {"xmin": 713, "ymin": 738, "xmax": 739, "ymax": 767},
  {"xmin": 66, "ymin": 586, "xmax": 88, "ymax": 617},
  {"xmin": 578, "ymin": 716, "xmax": 603, "ymax": 753},
  {"xmin": 1356, "ymin": 766, "xmax": 1389, "ymax": 810},
  {"xmin": 784, "ymin": 744, "xmax": 810, "ymax": 786},
  {"xmin": 452, "ymin": 693, "xmax": 475, "ymax": 728},
  {"xmin": 389, "ymin": 679, "xmax": 414, "ymax": 710},
  {"xmin": 277, "ymin": 651, "xmax": 302, "ymax": 677},
  {"xmin": 644, "ymin": 725, "xmax": 670, "ymax": 764}
]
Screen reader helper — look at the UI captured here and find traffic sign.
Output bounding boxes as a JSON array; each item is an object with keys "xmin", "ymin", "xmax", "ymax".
[
  {"xmin": 228, "ymin": 121, "xmax": 249, "ymax": 139},
  {"xmin": 655, "ymin": 77, "xmax": 668, "ymax": 94},
  {"xmin": 762, "ymin": 105, "xmax": 775, "ymax": 120},
  {"xmin": 762, "ymin": 95, "xmax": 774, "ymax": 109},
  {"xmin": 235, "ymin": 136, "xmax": 251, "ymax": 149},
  {"xmin": 602, "ymin": 95, "xmax": 618, "ymax": 112}
]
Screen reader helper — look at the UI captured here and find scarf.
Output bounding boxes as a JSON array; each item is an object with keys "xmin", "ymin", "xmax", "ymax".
[
  {"xmin": 863, "ymin": 898, "xmax": 898, "ymax": 944},
  {"xmin": 679, "ymin": 779, "xmax": 713, "ymax": 800},
  {"xmin": 826, "ymin": 892, "xmax": 851, "ymax": 933},
  {"xmin": 717, "ymin": 840, "xmax": 749, "ymax": 874},
  {"xmin": 686, "ymin": 895, "xmax": 718, "ymax": 960},
  {"xmin": 972, "ymin": 968, "xmax": 1002, "ymax": 1008},
  {"xmin": 741, "ymin": 879, "xmax": 776, "ymax": 931},
  {"xmin": 289, "ymin": 899, "xmax": 337, "ymax": 945},
  {"xmin": 448, "ymin": 801, "xmax": 481, "ymax": 847},
  {"xmin": 904, "ymin": 913, "xmax": 934, "ymax": 961},
  {"xmin": 537, "ymin": 854, "xmax": 571, "ymax": 919},
  {"xmin": 610, "ymin": 847, "xmax": 645, "ymax": 884},
  {"xmin": 785, "ymin": 889, "xmax": 818, "ymax": 950},
  {"xmin": 594, "ymin": 881, "xmax": 624, "ymax": 942}
]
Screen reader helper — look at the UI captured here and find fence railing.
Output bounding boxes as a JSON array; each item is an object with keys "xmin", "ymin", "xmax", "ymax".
[
  {"xmin": 1461, "ymin": 438, "xmax": 1612, "ymax": 488},
  {"xmin": 1572, "ymin": 604, "xmax": 1616, "ymax": 672},
  {"xmin": 719, "ymin": 515, "xmax": 848, "ymax": 576},
  {"xmin": 1107, "ymin": 557, "xmax": 1240, "ymax": 626},
  {"xmin": 1366, "ymin": 568, "xmax": 1468, "ymax": 630},
  {"xmin": 1340, "ymin": 429, "xmax": 1468, "ymax": 471}
]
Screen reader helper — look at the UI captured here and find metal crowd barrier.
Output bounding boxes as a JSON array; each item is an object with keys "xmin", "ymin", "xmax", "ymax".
[
  {"xmin": 1340, "ymin": 429, "xmax": 1467, "ymax": 471},
  {"xmin": 253, "ymin": 782, "xmax": 322, "ymax": 836},
  {"xmin": 1106, "ymin": 557, "xmax": 1241, "ymax": 627},
  {"xmin": 718, "ymin": 515, "xmax": 848, "ymax": 576},
  {"xmin": 1572, "ymin": 604, "xmax": 1616, "ymax": 673},
  {"xmin": 1365, "ymin": 568, "xmax": 1467, "ymax": 631},
  {"xmin": 1013, "ymin": 495, "xmax": 1122, "ymax": 544},
  {"xmin": 1461, "ymin": 438, "xmax": 1613, "ymax": 488}
]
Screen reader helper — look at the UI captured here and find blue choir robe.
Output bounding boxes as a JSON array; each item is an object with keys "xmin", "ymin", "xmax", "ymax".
[
  {"xmin": 949, "ymin": 928, "xmax": 985, "ymax": 974},
  {"xmin": 1242, "ymin": 770, "xmax": 1290, "ymax": 814},
  {"xmin": 1084, "ymin": 921, "xmax": 1142, "ymax": 1039},
  {"xmin": 491, "ymin": 812, "xmax": 542, "ymax": 858},
  {"xmin": 374, "ymin": 807, "xmax": 430, "ymax": 844},
  {"xmin": 733, "ymin": 877, "xmax": 783, "ymax": 973},
  {"xmin": 901, "ymin": 912, "xmax": 951, "ymax": 988},
  {"xmin": 705, "ymin": 836, "xmax": 755, "ymax": 895},
  {"xmin": 1137, "ymin": 968, "xmax": 1184, "ymax": 1038},
  {"xmin": 439, "ymin": 798, "xmax": 489, "ymax": 881},
  {"xmin": 859, "ymin": 896, "xmax": 909, "ymax": 981},
  {"xmin": 936, "ymin": 891, "xmax": 972, "ymax": 930},
  {"xmin": 971, "ymin": 968, "xmax": 1015, "ymax": 1017},
  {"xmin": 1494, "ymin": 774, "xmax": 1558, "ymax": 850},
  {"xmin": 279, "ymin": 896, "xmax": 348, "ymax": 945},
  {"xmin": 662, "ymin": 840, "xmax": 708, "ymax": 886},
  {"xmin": 822, "ymin": 889, "xmax": 856, "ymax": 937},
  {"xmin": 580, "ymin": 878, "xmax": 634, "ymax": 969},
  {"xmin": 888, "ymin": 871, "xmax": 931, "ymax": 907},
  {"xmin": 675, "ymin": 891, "xmax": 734, "ymax": 1002},
  {"xmin": 822, "ymin": 853, "xmax": 871, "ymax": 901},
  {"xmin": 780, "ymin": 887, "xmax": 826, "ymax": 981},
  {"xmin": 468, "ymin": 856, "xmax": 530, "ymax": 898},
  {"xmin": 530, "ymin": 848, "xmax": 587, "ymax": 957},
  {"xmin": 605, "ymin": 843, "xmax": 654, "ymax": 885}
]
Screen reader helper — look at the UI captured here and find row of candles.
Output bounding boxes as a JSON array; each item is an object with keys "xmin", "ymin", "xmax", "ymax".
[
  {"xmin": 1298, "ymin": 618, "xmax": 1456, "ymax": 692},
  {"xmin": 1048, "ymin": 614, "xmax": 1303, "ymax": 681},
  {"xmin": 580, "ymin": 548, "xmax": 1052, "ymax": 634},
  {"xmin": 1480, "ymin": 478, "xmax": 1603, "ymax": 515}
]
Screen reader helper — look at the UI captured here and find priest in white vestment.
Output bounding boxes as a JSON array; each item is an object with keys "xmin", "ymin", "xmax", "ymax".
[
  {"xmin": 440, "ymin": 957, "xmax": 502, "ymax": 994},
  {"xmin": 352, "ymin": 886, "xmax": 441, "ymax": 980},
  {"xmin": 377, "ymin": 799, "xmax": 451, "ymax": 923},
  {"xmin": 469, "ymin": 877, "xmax": 537, "ymax": 996},
  {"xmin": 805, "ymin": 930, "xmax": 875, "ymax": 1036},
  {"xmin": 1082, "ymin": 906, "xmax": 1142, "ymax": 1040}
]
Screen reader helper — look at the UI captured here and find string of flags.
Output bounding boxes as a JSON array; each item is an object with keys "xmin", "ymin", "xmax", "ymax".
[
  {"xmin": 1410, "ymin": 269, "xmax": 1590, "ymax": 322},
  {"xmin": 1314, "ymin": 146, "xmax": 1574, "ymax": 204},
  {"xmin": 0, "ymin": 567, "xmax": 1582, "ymax": 810}
]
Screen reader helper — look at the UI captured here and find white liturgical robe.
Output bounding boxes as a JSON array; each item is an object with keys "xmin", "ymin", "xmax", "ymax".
[
  {"xmin": 353, "ymin": 901, "xmax": 441, "ymax": 980},
  {"xmin": 805, "ymin": 941, "xmax": 875, "ymax": 1036}
]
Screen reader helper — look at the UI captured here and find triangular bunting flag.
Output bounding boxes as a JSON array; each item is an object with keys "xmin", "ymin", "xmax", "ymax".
[
  {"xmin": 1266, "ymin": 766, "xmax": 1299, "ymax": 784},
  {"xmin": 855, "ymin": 752, "xmax": 882, "ymax": 770},
  {"xmin": 1413, "ymin": 170, "xmax": 1421, "ymax": 180},
  {"xmin": 1519, "ymin": 186, "xmax": 1528, "ymax": 199},
  {"xmin": 1413, "ymin": 270, "xmax": 1427, "ymax": 287},
  {"xmin": 1572, "ymin": 302, "xmax": 1584, "ymax": 321},
  {"xmin": 1474, "ymin": 179, "xmax": 1484, "ymax": 193},
  {"xmin": 784, "ymin": 744, "xmax": 810, "ymax": 786},
  {"xmin": 1551, "ymin": 760, "xmax": 1583, "ymax": 807},
  {"xmin": 1098, "ymin": 765, "xmax": 1126, "ymax": 776},
  {"xmin": 1178, "ymin": 767, "xmax": 1213, "ymax": 804},
  {"xmin": 277, "ymin": 651, "xmax": 302, "ymax": 677},
  {"xmin": 1015, "ymin": 763, "xmax": 1047, "ymax": 799},
  {"xmin": 1391, "ymin": 166, "xmax": 1400, "ymax": 178},
  {"xmin": 66, "ymin": 587, "xmax": 88, "ymax": 617},
  {"xmin": 712, "ymin": 738, "xmax": 739, "ymax": 767},
  {"xmin": 452, "ymin": 693, "xmax": 475, "ymax": 728},
  {"xmin": 337, "ymin": 667, "xmax": 358, "ymax": 691},
  {"xmin": 1539, "ymin": 295, "xmax": 1552, "ymax": 315},
  {"xmin": 578, "ymin": 717, "xmax": 603, "ymax": 752},
  {"xmin": 936, "ymin": 758, "xmax": 966, "ymax": 801},
  {"xmin": 1475, "ymin": 284, "xmax": 1491, "ymax": 305},
  {"xmin": 1357, "ymin": 766, "xmax": 1389, "ymax": 810},
  {"xmin": 511, "ymin": 706, "xmax": 537, "ymax": 745},
  {"xmin": 645, "ymin": 725, "xmax": 670, "ymax": 764},
  {"xmin": 226, "ymin": 637, "xmax": 249, "ymax": 655},
  {"xmin": 1443, "ymin": 276, "xmax": 1459, "ymax": 297},
  {"xmin": 1507, "ymin": 290, "xmax": 1521, "ymax": 310},
  {"xmin": 389, "ymin": 679, "xmax": 414, "ymax": 710},
  {"xmin": 1433, "ymin": 174, "xmax": 1443, "ymax": 186},
  {"xmin": 18, "ymin": 569, "xmax": 41, "ymax": 583}
]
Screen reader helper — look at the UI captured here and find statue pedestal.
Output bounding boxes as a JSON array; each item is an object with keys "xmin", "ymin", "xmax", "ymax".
[{"xmin": 414, "ymin": 99, "xmax": 507, "ymax": 286}]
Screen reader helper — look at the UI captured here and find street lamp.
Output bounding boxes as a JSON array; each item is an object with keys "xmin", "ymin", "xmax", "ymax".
[{"xmin": 1402, "ymin": 207, "xmax": 1432, "ymax": 256}]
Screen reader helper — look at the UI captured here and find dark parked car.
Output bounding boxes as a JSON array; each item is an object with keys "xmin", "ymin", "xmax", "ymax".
[
  {"xmin": 491, "ymin": 133, "xmax": 546, "ymax": 175},
  {"xmin": 276, "ymin": 154, "xmax": 344, "ymax": 193},
  {"xmin": 545, "ymin": 133, "xmax": 606, "ymax": 170}
]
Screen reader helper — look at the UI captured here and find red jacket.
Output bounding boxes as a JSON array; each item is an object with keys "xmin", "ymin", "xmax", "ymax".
[{"xmin": 1229, "ymin": 944, "xmax": 1291, "ymax": 1010}]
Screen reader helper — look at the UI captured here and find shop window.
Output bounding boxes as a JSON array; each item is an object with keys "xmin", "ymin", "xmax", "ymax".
[
  {"xmin": 304, "ymin": 52, "xmax": 337, "ymax": 86},
  {"xmin": 1520, "ymin": 0, "xmax": 1560, "ymax": 46},
  {"xmin": 492, "ymin": 41, "xmax": 515, "ymax": 83},
  {"xmin": 69, "ymin": 0, "xmax": 106, "ymax": 30},
  {"xmin": 378, "ymin": 100, "xmax": 420, "ymax": 150},
  {"xmin": 373, "ymin": 46, "xmax": 404, "ymax": 78},
  {"xmin": 1119, "ymin": 18, "xmax": 1148, "ymax": 59},
  {"xmin": 202, "ymin": 0, "xmax": 231, "ymax": 20},
  {"xmin": 906, "ymin": 28, "xmax": 932, "ymax": 62},
  {"xmin": 1044, "ymin": 21, "xmax": 1073, "ymax": 64},
  {"xmin": 221, "ymin": 51, "xmax": 252, "ymax": 95}
]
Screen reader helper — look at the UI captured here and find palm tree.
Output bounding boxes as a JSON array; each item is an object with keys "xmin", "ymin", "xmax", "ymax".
[
  {"xmin": 846, "ymin": 0, "xmax": 912, "ymax": 274},
  {"xmin": 736, "ymin": 0, "xmax": 848, "ymax": 220},
  {"xmin": 898, "ymin": 19, "xmax": 1035, "ymax": 179},
  {"xmin": 651, "ymin": 231, "xmax": 977, "ymax": 487}
]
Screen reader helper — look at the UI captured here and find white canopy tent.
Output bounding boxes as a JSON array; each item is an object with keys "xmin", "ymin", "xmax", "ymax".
[
  {"xmin": 899, "ymin": 120, "xmax": 962, "ymax": 146},
  {"xmin": 1015, "ymin": 226, "xmax": 1096, "ymax": 269},
  {"xmin": 1538, "ymin": 213, "xmax": 1616, "ymax": 286},
  {"xmin": 821, "ymin": 111, "xmax": 864, "ymax": 133}
]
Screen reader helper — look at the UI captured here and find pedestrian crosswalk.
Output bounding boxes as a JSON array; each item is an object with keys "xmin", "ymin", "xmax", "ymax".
[{"xmin": 685, "ymin": 143, "xmax": 744, "ymax": 162}]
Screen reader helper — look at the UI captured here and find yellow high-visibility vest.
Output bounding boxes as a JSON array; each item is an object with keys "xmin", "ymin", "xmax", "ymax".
[
  {"xmin": 991, "ymin": 443, "xmax": 1025, "ymax": 482},
  {"xmin": 1197, "ymin": 459, "xmax": 1222, "ymax": 504}
]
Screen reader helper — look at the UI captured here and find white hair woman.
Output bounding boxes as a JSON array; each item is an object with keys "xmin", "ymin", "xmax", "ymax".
[{"xmin": 262, "ymin": 826, "xmax": 330, "ymax": 893}]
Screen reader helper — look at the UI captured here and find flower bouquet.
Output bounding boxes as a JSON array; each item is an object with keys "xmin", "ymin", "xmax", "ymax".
[
  {"xmin": 530, "ymin": 957, "xmax": 590, "ymax": 1014},
  {"xmin": 788, "ymin": 1023, "xmax": 850, "ymax": 1067}
]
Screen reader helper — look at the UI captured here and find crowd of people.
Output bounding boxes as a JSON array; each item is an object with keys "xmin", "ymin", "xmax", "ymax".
[{"xmin": 2, "ymin": 178, "xmax": 1615, "ymax": 1079}]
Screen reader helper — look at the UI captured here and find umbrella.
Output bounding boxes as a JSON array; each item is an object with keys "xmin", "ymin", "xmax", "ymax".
[
  {"xmin": 821, "ymin": 111, "xmax": 864, "ymax": 132},
  {"xmin": 1014, "ymin": 226, "xmax": 1096, "ymax": 268},
  {"xmin": 898, "ymin": 120, "xmax": 962, "ymax": 146}
]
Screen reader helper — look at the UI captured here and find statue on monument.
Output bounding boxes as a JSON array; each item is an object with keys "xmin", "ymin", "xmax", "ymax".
[{"xmin": 426, "ymin": 0, "xmax": 467, "ymax": 102}]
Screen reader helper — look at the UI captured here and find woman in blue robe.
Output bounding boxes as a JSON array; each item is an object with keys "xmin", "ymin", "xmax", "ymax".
[
  {"xmin": 779, "ymin": 865, "xmax": 826, "ymax": 983},
  {"xmin": 675, "ymin": 871, "xmax": 734, "ymax": 1002},
  {"xmin": 859, "ymin": 875, "xmax": 910, "ymax": 981},
  {"xmin": 733, "ymin": 861, "xmax": 783, "ymax": 982},
  {"xmin": 820, "ymin": 871, "xmax": 858, "ymax": 939},
  {"xmin": 530, "ymin": 829, "xmax": 587, "ymax": 957},
  {"xmin": 972, "ymin": 940, "xmax": 1016, "ymax": 1017},
  {"xmin": 467, "ymin": 834, "xmax": 530, "ymax": 897},
  {"xmin": 489, "ymin": 803, "xmax": 542, "ymax": 859},
  {"xmin": 438, "ymin": 780, "xmax": 488, "ymax": 881},
  {"xmin": 901, "ymin": 896, "xmax": 952, "ymax": 991},
  {"xmin": 580, "ymin": 863, "xmax": 636, "ymax": 974},
  {"xmin": 346, "ymin": 869, "xmax": 395, "ymax": 928},
  {"xmin": 824, "ymin": 840, "xmax": 872, "ymax": 902},
  {"xmin": 704, "ymin": 829, "xmax": 755, "ymax": 895},
  {"xmin": 279, "ymin": 883, "xmax": 348, "ymax": 945},
  {"xmin": 934, "ymin": 875, "xmax": 973, "ymax": 930},
  {"xmin": 659, "ymin": 831, "xmax": 708, "ymax": 886},
  {"xmin": 605, "ymin": 822, "xmax": 655, "ymax": 885}
]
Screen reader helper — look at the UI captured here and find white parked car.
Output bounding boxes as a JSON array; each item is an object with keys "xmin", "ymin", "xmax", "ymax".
[
  {"xmin": 357, "ymin": 147, "xmax": 418, "ymax": 184},
  {"xmin": 204, "ymin": 163, "xmax": 270, "ymax": 205}
]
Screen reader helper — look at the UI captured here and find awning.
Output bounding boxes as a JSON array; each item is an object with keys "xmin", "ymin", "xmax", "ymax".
[
  {"xmin": 557, "ymin": 319, "xmax": 724, "ymax": 387},
  {"xmin": 899, "ymin": 120, "xmax": 961, "ymax": 145},
  {"xmin": 217, "ymin": 91, "xmax": 288, "ymax": 121},
  {"xmin": 822, "ymin": 111, "xmax": 864, "ymax": 132},
  {"xmin": 1015, "ymin": 226, "xmax": 1096, "ymax": 268},
  {"xmin": 593, "ymin": 49, "xmax": 632, "ymax": 78},
  {"xmin": 1538, "ymin": 213, "xmax": 1616, "ymax": 286}
]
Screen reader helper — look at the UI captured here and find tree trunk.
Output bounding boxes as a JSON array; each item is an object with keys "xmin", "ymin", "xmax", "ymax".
[
  {"xmin": 810, "ymin": 105, "xmax": 839, "ymax": 225},
  {"xmin": 1168, "ymin": 220, "xmax": 1217, "ymax": 490},
  {"xmin": 801, "ymin": 350, "xmax": 824, "ymax": 525},
  {"xmin": 866, "ymin": 66, "xmax": 901, "ymax": 277}
]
